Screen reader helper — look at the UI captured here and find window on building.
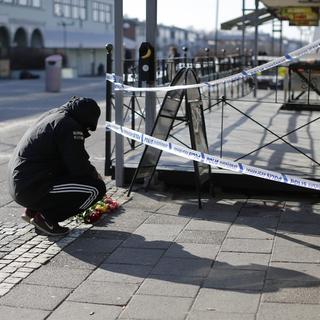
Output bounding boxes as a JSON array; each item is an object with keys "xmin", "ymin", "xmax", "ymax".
[
  {"xmin": 31, "ymin": 0, "xmax": 41, "ymax": 7},
  {"xmin": 54, "ymin": 0, "xmax": 86, "ymax": 20},
  {"xmin": 92, "ymin": 1, "xmax": 112, "ymax": 24},
  {"xmin": 188, "ymin": 32, "xmax": 197, "ymax": 43},
  {"xmin": 0, "ymin": 0, "xmax": 41, "ymax": 7},
  {"xmin": 176, "ymin": 30, "xmax": 184, "ymax": 42},
  {"xmin": 170, "ymin": 30, "xmax": 175, "ymax": 40},
  {"xmin": 17, "ymin": 0, "xmax": 28, "ymax": 5}
]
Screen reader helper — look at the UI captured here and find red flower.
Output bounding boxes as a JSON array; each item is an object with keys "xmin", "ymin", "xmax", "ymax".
[
  {"xmin": 109, "ymin": 200, "xmax": 119, "ymax": 211},
  {"xmin": 88, "ymin": 210, "xmax": 102, "ymax": 223}
]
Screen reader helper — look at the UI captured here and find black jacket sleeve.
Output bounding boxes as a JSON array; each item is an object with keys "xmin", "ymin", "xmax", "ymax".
[{"xmin": 54, "ymin": 118, "xmax": 99, "ymax": 178}]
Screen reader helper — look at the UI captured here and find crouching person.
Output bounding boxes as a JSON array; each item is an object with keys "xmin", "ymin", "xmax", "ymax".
[{"xmin": 7, "ymin": 96, "xmax": 106, "ymax": 236}]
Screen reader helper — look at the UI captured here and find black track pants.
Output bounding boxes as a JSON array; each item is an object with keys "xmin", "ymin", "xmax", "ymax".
[{"xmin": 31, "ymin": 176, "xmax": 106, "ymax": 223}]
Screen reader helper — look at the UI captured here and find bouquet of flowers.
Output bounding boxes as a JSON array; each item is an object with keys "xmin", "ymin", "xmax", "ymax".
[{"xmin": 77, "ymin": 194, "xmax": 119, "ymax": 224}]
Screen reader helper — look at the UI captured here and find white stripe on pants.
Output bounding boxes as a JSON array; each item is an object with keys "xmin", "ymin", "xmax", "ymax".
[{"xmin": 49, "ymin": 183, "xmax": 99, "ymax": 210}]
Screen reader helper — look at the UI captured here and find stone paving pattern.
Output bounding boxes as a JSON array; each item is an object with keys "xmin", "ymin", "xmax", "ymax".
[
  {"xmin": 0, "ymin": 190, "xmax": 319, "ymax": 320},
  {"xmin": 0, "ymin": 183, "xmax": 129, "ymax": 297}
]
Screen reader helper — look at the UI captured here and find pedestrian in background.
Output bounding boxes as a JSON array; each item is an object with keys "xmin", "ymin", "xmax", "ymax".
[{"xmin": 167, "ymin": 46, "xmax": 181, "ymax": 81}]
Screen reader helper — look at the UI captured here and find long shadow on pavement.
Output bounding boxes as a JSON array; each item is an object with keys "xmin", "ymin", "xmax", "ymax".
[{"xmin": 54, "ymin": 199, "xmax": 320, "ymax": 294}]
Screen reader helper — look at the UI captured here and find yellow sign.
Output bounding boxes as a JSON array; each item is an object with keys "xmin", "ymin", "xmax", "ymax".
[{"xmin": 277, "ymin": 7, "xmax": 319, "ymax": 26}]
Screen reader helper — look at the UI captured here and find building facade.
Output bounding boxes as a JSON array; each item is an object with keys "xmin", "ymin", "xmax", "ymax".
[
  {"xmin": 0, "ymin": 0, "xmax": 306, "ymax": 79},
  {"xmin": 0, "ymin": 0, "xmax": 114, "ymax": 76}
]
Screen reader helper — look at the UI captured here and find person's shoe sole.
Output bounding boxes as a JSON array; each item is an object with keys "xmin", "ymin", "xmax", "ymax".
[
  {"xmin": 21, "ymin": 215, "xmax": 31, "ymax": 223},
  {"xmin": 30, "ymin": 218, "xmax": 69, "ymax": 236}
]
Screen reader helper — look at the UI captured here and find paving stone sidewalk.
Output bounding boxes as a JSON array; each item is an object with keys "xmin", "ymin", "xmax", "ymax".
[
  {"xmin": 0, "ymin": 187, "xmax": 319, "ymax": 320},
  {"xmin": 0, "ymin": 181, "xmax": 130, "ymax": 297}
]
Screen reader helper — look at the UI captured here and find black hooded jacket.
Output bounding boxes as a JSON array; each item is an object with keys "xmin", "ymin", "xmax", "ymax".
[{"xmin": 8, "ymin": 97, "xmax": 101, "ymax": 207}]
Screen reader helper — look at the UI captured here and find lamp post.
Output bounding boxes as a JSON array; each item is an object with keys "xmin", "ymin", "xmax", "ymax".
[
  {"xmin": 114, "ymin": 0, "xmax": 124, "ymax": 187},
  {"xmin": 145, "ymin": 0, "xmax": 157, "ymax": 136}
]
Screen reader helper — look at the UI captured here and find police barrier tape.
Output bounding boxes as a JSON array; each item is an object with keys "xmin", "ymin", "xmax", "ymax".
[
  {"xmin": 106, "ymin": 121, "xmax": 320, "ymax": 191},
  {"xmin": 106, "ymin": 39, "xmax": 320, "ymax": 93}
]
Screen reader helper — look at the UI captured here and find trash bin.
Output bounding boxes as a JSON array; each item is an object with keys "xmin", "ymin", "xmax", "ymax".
[{"xmin": 45, "ymin": 55, "xmax": 62, "ymax": 92}]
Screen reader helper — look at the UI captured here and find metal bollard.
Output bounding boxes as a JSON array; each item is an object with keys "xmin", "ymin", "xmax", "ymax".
[{"xmin": 105, "ymin": 43, "xmax": 113, "ymax": 176}]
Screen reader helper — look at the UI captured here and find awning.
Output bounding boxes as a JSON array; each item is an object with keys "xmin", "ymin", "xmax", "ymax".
[
  {"xmin": 261, "ymin": 0, "xmax": 320, "ymax": 7},
  {"xmin": 221, "ymin": 8, "xmax": 276, "ymax": 30},
  {"xmin": 44, "ymin": 30, "xmax": 113, "ymax": 49},
  {"xmin": 44, "ymin": 29, "xmax": 137, "ymax": 50},
  {"xmin": 260, "ymin": 1, "xmax": 320, "ymax": 26}
]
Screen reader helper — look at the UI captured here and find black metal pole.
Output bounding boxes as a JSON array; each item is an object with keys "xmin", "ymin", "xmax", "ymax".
[
  {"xmin": 220, "ymin": 96, "xmax": 225, "ymax": 158},
  {"xmin": 205, "ymin": 47, "xmax": 210, "ymax": 80},
  {"xmin": 205, "ymin": 48, "xmax": 212, "ymax": 111},
  {"xmin": 131, "ymin": 92, "xmax": 136, "ymax": 149},
  {"xmin": 105, "ymin": 43, "xmax": 113, "ymax": 176},
  {"xmin": 253, "ymin": 0, "xmax": 259, "ymax": 98},
  {"xmin": 182, "ymin": 46, "xmax": 188, "ymax": 67},
  {"xmin": 241, "ymin": 0, "xmax": 246, "ymax": 97},
  {"xmin": 307, "ymin": 68, "xmax": 311, "ymax": 106}
]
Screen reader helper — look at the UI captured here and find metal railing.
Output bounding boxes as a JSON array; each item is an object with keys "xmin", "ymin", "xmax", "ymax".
[
  {"xmin": 105, "ymin": 48, "xmax": 253, "ymax": 170},
  {"xmin": 105, "ymin": 46, "xmax": 320, "ymax": 182},
  {"xmin": 122, "ymin": 52, "xmax": 252, "ymax": 87}
]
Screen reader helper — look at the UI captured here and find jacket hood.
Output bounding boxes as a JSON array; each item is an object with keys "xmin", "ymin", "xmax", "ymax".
[{"xmin": 63, "ymin": 97, "xmax": 101, "ymax": 134}]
